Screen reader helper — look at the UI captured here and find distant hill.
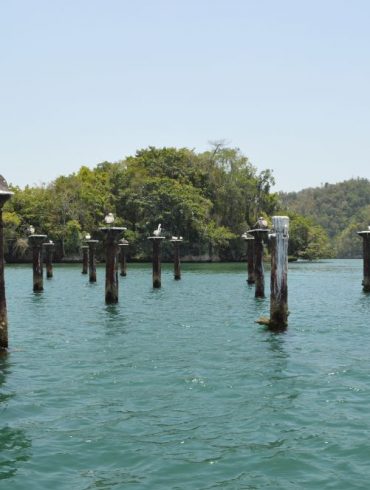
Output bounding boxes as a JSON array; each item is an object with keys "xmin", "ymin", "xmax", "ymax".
[{"xmin": 279, "ymin": 178, "xmax": 370, "ymax": 257}]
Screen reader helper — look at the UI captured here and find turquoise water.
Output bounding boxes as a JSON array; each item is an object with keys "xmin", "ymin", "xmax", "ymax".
[{"xmin": 1, "ymin": 260, "xmax": 370, "ymax": 489}]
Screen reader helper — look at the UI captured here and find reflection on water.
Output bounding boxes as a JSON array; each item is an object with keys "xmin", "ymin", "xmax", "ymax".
[
  {"xmin": 104, "ymin": 304, "xmax": 120, "ymax": 318},
  {"xmin": 102, "ymin": 305, "xmax": 128, "ymax": 336},
  {"xmin": 0, "ymin": 356, "xmax": 31, "ymax": 481},
  {"xmin": 30, "ymin": 291, "xmax": 45, "ymax": 304}
]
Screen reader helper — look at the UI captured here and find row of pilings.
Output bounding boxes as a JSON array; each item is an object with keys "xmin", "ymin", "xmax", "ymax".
[
  {"xmin": 27, "ymin": 228, "xmax": 129, "ymax": 303},
  {"xmin": 24, "ymin": 218, "xmax": 291, "ymax": 332},
  {"xmin": 82, "ymin": 235, "xmax": 180, "ymax": 290},
  {"xmin": 23, "ymin": 231, "xmax": 182, "ymax": 312},
  {"xmin": 2, "ymin": 169, "xmax": 370, "ymax": 351}
]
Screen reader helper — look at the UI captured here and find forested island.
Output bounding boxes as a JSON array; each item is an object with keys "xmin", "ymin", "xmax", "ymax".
[{"xmin": 3, "ymin": 144, "xmax": 368, "ymax": 261}]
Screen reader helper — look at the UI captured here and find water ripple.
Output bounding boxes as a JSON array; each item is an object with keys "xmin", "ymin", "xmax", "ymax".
[{"xmin": 1, "ymin": 261, "xmax": 370, "ymax": 489}]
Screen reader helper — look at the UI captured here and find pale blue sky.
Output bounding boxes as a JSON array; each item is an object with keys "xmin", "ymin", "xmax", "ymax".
[{"xmin": 1, "ymin": 0, "xmax": 370, "ymax": 191}]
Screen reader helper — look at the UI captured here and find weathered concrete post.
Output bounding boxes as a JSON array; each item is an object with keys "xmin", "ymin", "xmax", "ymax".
[
  {"xmin": 357, "ymin": 229, "xmax": 370, "ymax": 292},
  {"xmin": 269, "ymin": 216, "xmax": 289, "ymax": 329},
  {"xmin": 29, "ymin": 234, "xmax": 47, "ymax": 292},
  {"xmin": 43, "ymin": 241, "xmax": 55, "ymax": 279},
  {"xmin": 248, "ymin": 228, "xmax": 269, "ymax": 298},
  {"xmin": 242, "ymin": 234, "xmax": 255, "ymax": 284},
  {"xmin": 100, "ymin": 227, "xmax": 126, "ymax": 303},
  {"xmin": 118, "ymin": 239, "xmax": 129, "ymax": 277},
  {"xmin": 86, "ymin": 239, "xmax": 99, "ymax": 283},
  {"xmin": 170, "ymin": 238, "xmax": 183, "ymax": 280},
  {"xmin": 148, "ymin": 236, "xmax": 166, "ymax": 288},
  {"xmin": 0, "ymin": 176, "xmax": 13, "ymax": 350},
  {"xmin": 81, "ymin": 245, "xmax": 89, "ymax": 274}
]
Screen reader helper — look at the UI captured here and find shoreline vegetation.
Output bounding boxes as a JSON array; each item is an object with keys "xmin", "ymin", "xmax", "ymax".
[{"xmin": 3, "ymin": 144, "xmax": 369, "ymax": 262}]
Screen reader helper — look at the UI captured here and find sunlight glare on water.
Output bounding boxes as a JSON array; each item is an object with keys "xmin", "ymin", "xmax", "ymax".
[{"xmin": 1, "ymin": 260, "xmax": 370, "ymax": 489}]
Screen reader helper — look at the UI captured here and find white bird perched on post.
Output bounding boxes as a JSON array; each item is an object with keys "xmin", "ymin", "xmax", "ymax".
[
  {"xmin": 256, "ymin": 217, "xmax": 268, "ymax": 229},
  {"xmin": 153, "ymin": 224, "xmax": 162, "ymax": 236},
  {"xmin": 104, "ymin": 213, "xmax": 115, "ymax": 225},
  {"xmin": 28, "ymin": 225, "xmax": 35, "ymax": 235}
]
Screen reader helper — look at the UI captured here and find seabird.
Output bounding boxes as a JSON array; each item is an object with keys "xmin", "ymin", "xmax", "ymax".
[
  {"xmin": 256, "ymin": 217, "xmax": 268, "ymax": 229},
  {"xmin": 104, "ymin": 213, "xmax": 115, "ymax": 225},
  {"xmin": 153, "ymin": 224, "xmax": 162, "ymax": 236}
]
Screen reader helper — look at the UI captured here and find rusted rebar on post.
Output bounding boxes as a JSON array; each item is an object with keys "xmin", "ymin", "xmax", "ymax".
[
  {"xmin": 148, "ymin": 236, "xmax": 165, "ymax": 288},
  {"xmin": 269, "ymin": 216, "xmax": 289, "ymax": 329},
  {"xmin": 242, "ymin": 234, "xmax": 255, "ymax": 284},
  {"xmin": 0, "ymin": 176, "xmax": 13, "ymax": 350},
  {"xmin": 100, "ymin": 227, "xmax": 126, "ymax": 303},
  {"xmin": 29, "ymin": 234, "xmax": 47, "ymax": 292},
  {"xmin": 81, "ymin": 245, "xmax": 88, "ymax": 274},
  {"xmin": 357, "ymin": 229, "xmax": 370, "ymax": 292},
  {"xmin": 248, "ymin": 228, "xmax": 269, "ymax": 298},
  {"xmin": 118, "ymin": 239, "xmax": 129, "ymax": 277},
  {"xmin": 86, "ymin": 239, "xmax": 99, "ymax": 283},
  {"xmin": 170, "ymin": 238, "xmax": 183, "ymax": 280},
  {"xmin": 43, "ymin": 241, "xmax": 55, "ymax": 278}
]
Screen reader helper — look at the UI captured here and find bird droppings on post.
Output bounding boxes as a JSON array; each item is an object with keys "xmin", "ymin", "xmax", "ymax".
[
  {"xmin": 118, "ymin": 239, "xmax": 129, "ymax": 277},
  {"xmin": 149, "ymin": 224, "xmax": 165, "ymax": 288},
  {"xmin": 43, "ymin": 241, "xmax": 55, "ymax": 279},
  {"xmin": 0, "ymin": 175, "xmax": 13, "ymax": 350},
  {"xmin": 170, "ymin": 237, "xmax": 183, "ymax": 280},
  {"xmin": 100, "ymin": 226, "xmax": 126, "ymax": 303},
  {"xmin": 357, "ymin": 229, "xmax": 370, "ymax": 292},
  {"xmin": 242, "ymin": 233, "xmax": 255, "ymax": 285},
  {"xmin": 28, "ymin": 234, "xmax": 47, "ymax": 292}
]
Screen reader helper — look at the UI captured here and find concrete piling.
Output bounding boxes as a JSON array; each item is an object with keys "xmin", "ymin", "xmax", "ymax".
[
  {"xmin": 43, "ymin": 241, "xmax": 55, "ymax": 278},
  {"xmin": 357, "ymin": 230, "xmax": 370, "ymax": 292},
  {"xmin": 148, "ymin": 236, "xmax": 165, "ymax": 288},
  {"xmin": 118, "ymin": 239, "xmax": 129, "ymax": 277},
  {"xmin": 170, "ymin": 238, "xmax": 183, "ymax": 280},
  {"xmin": 100, "ymin": 227, "xmax": 126, "ymax": 303},
  {"xmin": 248, "ymin": 228, "xmax": 269, "ymax": 298},
  {"xmin": 0, "ymin": 176, "xmax": 13, "ymax": 350},
  {"xmin": 29, "ymin": 234, "xmax": 47, "ymax": 292},
  {"xmin": 81, "ymin": 245, "xmax": 88, "ymax": 274},
  {"xmin": 85, "ymin": 239, "xmax": 99, "ymax": 283}
]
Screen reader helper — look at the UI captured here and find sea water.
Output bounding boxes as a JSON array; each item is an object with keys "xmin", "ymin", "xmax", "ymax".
[{"xmin": 1, "ymin": 260, "xmax": 370, "ymax": 489}]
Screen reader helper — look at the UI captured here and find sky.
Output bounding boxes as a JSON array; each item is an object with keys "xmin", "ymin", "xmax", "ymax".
[{"xmin": 1, "ymin": 0, "xmax": 370, "ymax": 192}]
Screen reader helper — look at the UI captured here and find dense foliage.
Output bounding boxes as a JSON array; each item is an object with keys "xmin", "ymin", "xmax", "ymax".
[
  {"xmin": 280, "ymin": 178, "xmax": 370, "ymax": 258},
  {"xmin": 3, "ymin": 145, "xmax": 331, "ymax": 261}
]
